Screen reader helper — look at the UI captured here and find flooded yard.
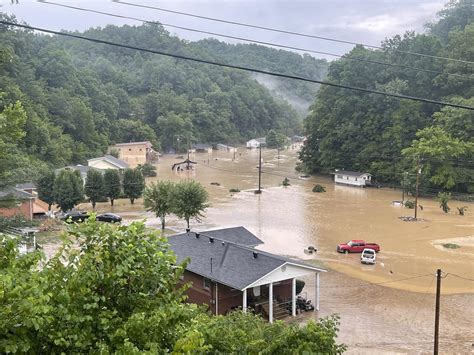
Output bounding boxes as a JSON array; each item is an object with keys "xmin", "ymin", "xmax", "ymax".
[{"xmin": 71, "ymin": 147, "xmax": 473, "ymax": 353}]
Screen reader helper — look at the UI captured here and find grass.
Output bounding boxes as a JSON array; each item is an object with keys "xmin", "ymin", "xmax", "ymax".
[{"xmin": 442, "ymin": 243, "xmax": 460, "ymax": 249}]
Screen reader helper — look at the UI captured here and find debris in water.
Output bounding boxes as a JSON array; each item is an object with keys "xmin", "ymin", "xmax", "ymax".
[{"xmin": 399, "ymin": 216, "xmax": 417, "ymax": 222}]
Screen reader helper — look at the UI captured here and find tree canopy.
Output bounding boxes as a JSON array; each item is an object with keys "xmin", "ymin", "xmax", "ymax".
[{"xmin": 300, "ymin": 1, "xmax": 474, "ymax": 195}]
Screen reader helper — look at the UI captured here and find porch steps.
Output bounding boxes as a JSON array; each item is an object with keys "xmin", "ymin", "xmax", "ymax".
[{"xmin": 261, "ymin": 301, "xmax": 291, "ymax": 320}]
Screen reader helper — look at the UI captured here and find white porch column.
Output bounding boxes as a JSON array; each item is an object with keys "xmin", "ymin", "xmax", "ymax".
[
  {"xmin": 269, "ymin": 282, "xmax": 274, "ymax": 323},
  {"xmin": 242, "ymin": 288, "xmax": 247, "ymax": 313},
  {"xmin": 315, "ymin": 272, "xmax": 320, "ymax": 311},
  {"xmin": 292, "ymin": 278, "xmax": 297, "ymax": 317},
  {"xmin": 215, "ymin": 283, "xmax": 219, "ymax": 315}
]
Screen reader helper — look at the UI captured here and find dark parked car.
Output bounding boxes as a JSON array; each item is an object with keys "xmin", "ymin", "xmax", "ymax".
[
  {"xmin": 96, "ymin": 213, "xmax": 122, "ymax": 223},
  {"xmin": 62, "ymin": 211, "xmax": 90, "ymax": 223}
]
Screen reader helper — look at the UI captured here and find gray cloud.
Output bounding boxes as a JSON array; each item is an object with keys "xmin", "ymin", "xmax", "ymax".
[{"xmin": 1, "ymin": 0, "xmax": 446, "ymax": 59}]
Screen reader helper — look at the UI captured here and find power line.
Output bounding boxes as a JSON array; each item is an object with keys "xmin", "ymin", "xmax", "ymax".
[
  {"xmin": 2, "ymin": 21, "xmax": 474, "ymax": 111},
  {"xmin": 113, "ymin": 0, "xmax": 474, "ymax": 66},
  {"xmin": 37, "ymin": 0, "xmax": 473, "ymax": 81},
  {"xmin": 445, "ymin": 273, "xmax": 474, "ymax": 282},
  {"xmin": 319, "ymin": 273, "xmax": 434, "ymax": 289}
]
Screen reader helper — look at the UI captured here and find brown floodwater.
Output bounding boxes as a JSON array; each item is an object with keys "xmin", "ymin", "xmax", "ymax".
[
  {"xmin": 100, "ymin": 147, "xmax": 473, "ymax": 294},
  {"xmin": 70, "ymin": 146, "xmax": 474, "ymax": 353}
]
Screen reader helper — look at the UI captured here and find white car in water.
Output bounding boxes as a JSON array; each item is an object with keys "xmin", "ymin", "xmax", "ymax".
[{"xmin": 360, "ymin": 248, "xmax": 376, "ymax": 265}]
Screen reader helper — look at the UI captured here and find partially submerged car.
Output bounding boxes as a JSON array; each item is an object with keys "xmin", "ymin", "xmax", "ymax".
[
  {"xmin": 360, "ymin": 248, "xmax": 376, "ymax": 265},
  {"xmin": 62, "ymin": 211, "xmax": 90, "ymax": 223},
  {"xmin": 96, "ymin": 213, "xmax": 122, "ymax": 223}
]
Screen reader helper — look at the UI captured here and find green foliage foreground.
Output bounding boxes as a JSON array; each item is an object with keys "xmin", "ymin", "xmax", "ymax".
[{"xmin": 0, "ymin": 220, "xmax": 345, "ymax": 354}]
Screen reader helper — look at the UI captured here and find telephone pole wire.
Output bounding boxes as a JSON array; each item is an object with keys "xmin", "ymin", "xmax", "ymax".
[{"xmin": 434, "ymin": 268, "xmax": 441, "ymax": 355}]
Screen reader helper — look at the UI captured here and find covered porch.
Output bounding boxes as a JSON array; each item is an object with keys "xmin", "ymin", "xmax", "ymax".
[{"xmin": 241, "ymin": 263, "xmax": 325, "ymax": 322}]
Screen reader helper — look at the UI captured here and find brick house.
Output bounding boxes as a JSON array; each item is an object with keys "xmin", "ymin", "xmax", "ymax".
[
  {"xmin": 168, "ymin": 227, "xmax": 326, "ymax": 322},
  {"xmin": 0, "ymin": 188, "xmax": 35, "ymax": 220}
]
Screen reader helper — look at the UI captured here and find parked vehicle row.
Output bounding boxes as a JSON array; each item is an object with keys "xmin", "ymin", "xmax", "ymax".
[
  {"xmin": 336, "ymin": 239, "xmax": 380, "ymax": 265},
  {"xmin": 62, "ymin": 211, "xmax": 122, "ymax": 224}
]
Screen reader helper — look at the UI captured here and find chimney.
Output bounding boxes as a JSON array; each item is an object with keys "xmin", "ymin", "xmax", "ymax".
[
  {"xmin": 186, "ymin": 228, "xmax": 190, "ymax": 233},
  {"xmin": 253, "ymin": 252, "xmax": 258, "ymax": 259},
  {"xmin": 195, "ymin": 233, "xmax": 200, "ymax": 239}
]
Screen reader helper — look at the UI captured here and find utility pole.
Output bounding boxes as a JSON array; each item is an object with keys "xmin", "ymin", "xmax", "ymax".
[
  {"xmin": 255, "ymin": 144, "xmax": 262, "ymax": 194},
  {"xmin": 434, "ymin": 269, "xmax": 441, "ymax": 355},
  {"xmin": 414, "ymin": 159, "xmax": 422, "ymax": 220}
]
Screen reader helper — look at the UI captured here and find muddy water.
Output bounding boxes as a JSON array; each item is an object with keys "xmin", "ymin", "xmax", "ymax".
[{"xmin": 95, "ymin": 147, "xmax": 474, "ymax": 294}]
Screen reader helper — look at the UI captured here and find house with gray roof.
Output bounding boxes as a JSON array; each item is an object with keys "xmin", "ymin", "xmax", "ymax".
[
  {"xmin": 333, "ymin": 170, "xmax": 372, "ymax": 187},
  {"xmin": 246, "ymin": 137, "xmax": 266, "ymax": 149},
  {"xmin": 87, "ymin": 155, "xmax": 129, "ymax": 173},
  {"xmin": 168, "ymin": 227, "xmax": 325, "ymax": 322}
]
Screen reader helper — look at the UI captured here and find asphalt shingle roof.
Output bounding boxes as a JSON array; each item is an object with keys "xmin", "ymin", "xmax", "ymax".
[
  {"xmin": 168, "ymin": 227, "xmax": 323, "ymax": 290},
  {"xmin": 0, "ymin": 187, "xmax": 34, "ymax": 200}
]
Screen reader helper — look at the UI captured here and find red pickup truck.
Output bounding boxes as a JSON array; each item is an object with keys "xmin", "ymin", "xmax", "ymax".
[{"xmin": 337, "ymin": 240, "xmax": 380, "ymax": 254}]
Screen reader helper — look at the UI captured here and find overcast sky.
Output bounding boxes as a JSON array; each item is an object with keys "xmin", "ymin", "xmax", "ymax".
[{"xmin": 1, "ymin": 0, "xmax": 447, "ymax": 60}]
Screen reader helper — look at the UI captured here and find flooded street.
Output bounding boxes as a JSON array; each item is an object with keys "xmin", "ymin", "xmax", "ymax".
[{"xmin": 86, "ymin": 147, "xmax": 474, "ymax": 353}]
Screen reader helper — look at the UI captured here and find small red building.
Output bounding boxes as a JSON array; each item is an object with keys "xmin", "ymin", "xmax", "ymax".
[
  {"xmin": 168, "ymin": 227, "xmax": 325, "ymax": 322},
  {"xmin": 0, "ymin": 187, "xmax": 35, "ymax": 220}
]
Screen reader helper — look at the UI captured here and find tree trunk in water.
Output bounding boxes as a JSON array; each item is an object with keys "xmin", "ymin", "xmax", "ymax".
[
  {"xmin": 131, "ymin": 198, "xmax": 135, "ymax": 205},
  {"xmin": 161, "ymin": 217, "xmax": 165, "ymax": 231},
  {"xmin": 110, "ymin": 199, "xmax": 114, "ymax": 207},
  {"xmin": 92, "ymin": 201, "xmax": 96, "ymax": 210}
]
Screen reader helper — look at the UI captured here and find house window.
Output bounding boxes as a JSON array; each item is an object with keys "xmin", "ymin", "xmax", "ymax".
[{"xmin": 203, "ymin": 278, "xmax": 211, "ymax": 290}]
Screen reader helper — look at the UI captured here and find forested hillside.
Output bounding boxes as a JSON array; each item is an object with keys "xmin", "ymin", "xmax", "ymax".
[
  {"xmin": 0, "ymin": 14, "xmax": 327, "ymax": 182},
  {"xmin": 300, "ymin": 1, "xmax": 473, "ymax": 195}
]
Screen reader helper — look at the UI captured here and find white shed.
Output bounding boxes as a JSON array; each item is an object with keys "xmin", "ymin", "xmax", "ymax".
[{"xmin": 334, "ymin": 170, "xmax": 372, "ymax": 187}]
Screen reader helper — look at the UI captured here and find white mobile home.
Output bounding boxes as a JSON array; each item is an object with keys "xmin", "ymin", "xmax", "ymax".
[{"xmin": 334, "ymin": 170, "xmax": 372, "ymax": 187}]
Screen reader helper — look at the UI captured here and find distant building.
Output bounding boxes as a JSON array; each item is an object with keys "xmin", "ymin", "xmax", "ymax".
[
  {"xmin": 334, "ymin": 170, "xmax": 372, "ymax": 187},
  {"xmin": 0, "ymin": 187, "xmax": 35, "ymax": 220},
  {"xmin": 55, "ymin": 165, "xmax": 102, "ymax": 185},
  {"xmin": 168, "ymin": 227, "xmax": 325, "ymax": 322},
  {"xmin": 109, "ymin": 141, "xmax": 159, "ymax": 167},
  {"xmin": 87, "ymin": 155, "xmax": 129, "ymax": 173},
  {"xmin": 246, "ymin": 137, "xmax": 266, "ymax": 149},
  {"xmin": 216, "ymin": 144, "xmax": 237, "ymax": 153},
  {"xmin": 192, "ymin": 143, "xmax": 213, "ymax": 154},
  {"xmin": 291, "ymin": 135, "xmax": 305, "ymax": 143}
]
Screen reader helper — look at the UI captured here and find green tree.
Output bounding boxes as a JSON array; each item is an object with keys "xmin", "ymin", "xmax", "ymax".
[
  {"xmin": 437, "ymin": 192, "xmax": 452, "ymax": 213},
  {"xmin": 402, "ymin": 126, "xmax": 474, "ymax": 190},
  {"xmin": 53, "ymin": 169, "xmax": 84, "ymax": 211},
  {"xmin": 103, "ymin": 169, "xmax": 121, "ymax": 206},
  {"xmin": 0, "ymin": 101, "xmax": 27, "ymax": 192},
  {"xmin": 36, "ymin": 170, "xmax": 56, "ymax": 211},
  {"xmin": 122, "ymin": 168, "xmax": 145, "ymax": 204},
  {"xmin": 143, "ymin": 181, "xmax": 175, "ymax": 230},
  {"xmin": 84, "ymin": 169, "xmax": 105, "ymax": 209},
  {"xmin": 266, "ymin": 129, "xmax": 287, "ymax": 149},
  {"xmin": 173, "ymin": 180, "xmax": 209, "ymax": 230},
  {"xmin": 137, "ymin": 162, "xmax": 157, "ymax": 177}
]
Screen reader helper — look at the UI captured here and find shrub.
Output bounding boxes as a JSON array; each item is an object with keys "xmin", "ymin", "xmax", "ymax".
[
  {"xmin": 210, "ymin": 182, "xmax": 221, "ymax": 186},
  {"xmin": 404, "ymin": 200, "xmax": 415, "ymax": 209},
  {"xmin": 442, "ymin": 243, "xmax": 460, "ymax": 249},
  {"xmin": 282, "ymin": 178, "xmax": 290, "ymax": 186},
  {"xmin": 457, "ymin": 206, "xmax": 467, "ymax": 216},
  {"xmin": 312, "ymin": 184, "xmax": 326, "ymax": 193},
  {"xmin": 229, "ymin": 188, "xmax": 240, "ymax": 193}
]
